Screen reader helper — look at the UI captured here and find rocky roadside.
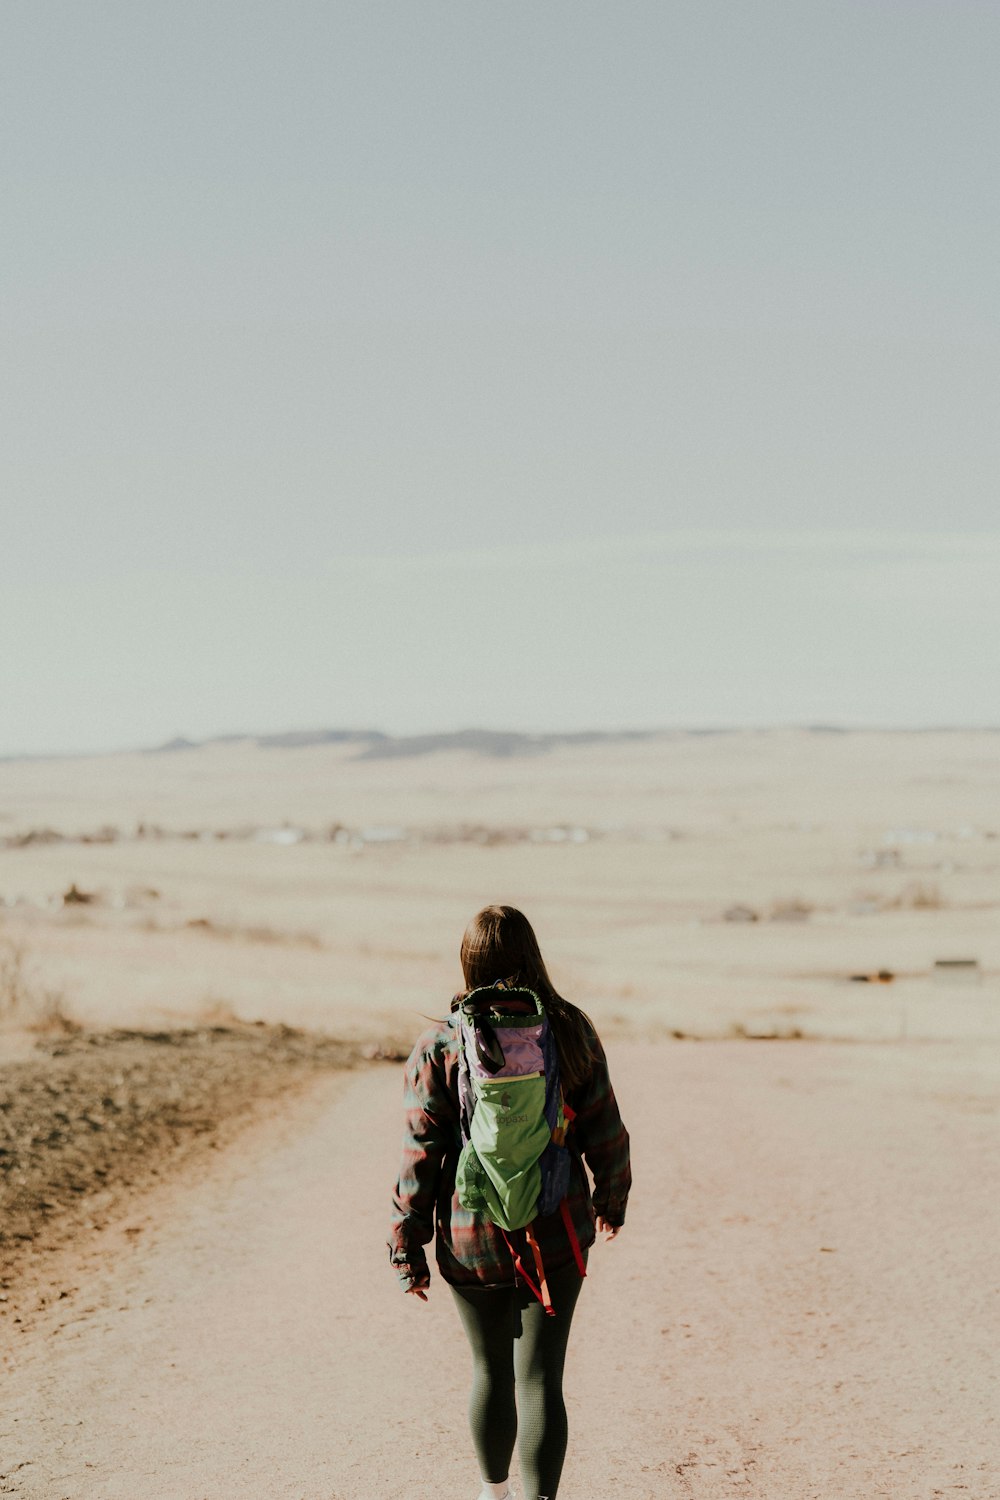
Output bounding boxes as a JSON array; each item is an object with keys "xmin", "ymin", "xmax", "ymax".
[{"xmin": 0, "ymin": 1022, "xmax": 376, "ymax": 1322}]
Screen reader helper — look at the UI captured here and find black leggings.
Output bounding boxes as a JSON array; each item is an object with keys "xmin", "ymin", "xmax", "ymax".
[{"xmin": 449, "ymin": 1255, "xmax": 586, "ymax": 1500}]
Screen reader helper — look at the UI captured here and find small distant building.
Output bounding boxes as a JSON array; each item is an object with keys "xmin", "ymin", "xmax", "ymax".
[{"xmin": 932, "ymin": 959, "xmax": 981, "ymax": 986}]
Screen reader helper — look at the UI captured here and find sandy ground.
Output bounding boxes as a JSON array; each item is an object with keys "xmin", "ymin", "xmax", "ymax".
[
  {"xmin": 2, "ymin": 1038, "xmax": 998, "ymax": 1500},
  {"xmin": 2, "ymin": 731, "xmax": 999, "ymax": 1050}
]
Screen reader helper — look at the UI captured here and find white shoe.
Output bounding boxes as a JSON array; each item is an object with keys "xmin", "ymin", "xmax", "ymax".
[{"xmin": 478, "ymin": 1484, "xmax": 513, "ymax": 1500}]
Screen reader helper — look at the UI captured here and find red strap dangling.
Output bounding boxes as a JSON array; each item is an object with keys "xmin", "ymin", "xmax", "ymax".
[
  {"xmin": 524, "ymin": 1223, "xmax": 555, "ymax": 1315},
  {"xmin": 502, "ymin": 1228, "xmax": 555, "ymax": 1316},
  {"xmin": 559, "ymin": 1198, "xmax": 588, "ymax": 1280}
]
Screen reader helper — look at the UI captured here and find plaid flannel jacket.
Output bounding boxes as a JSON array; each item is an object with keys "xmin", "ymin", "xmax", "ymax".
[{"xmin": 387, "ymin": 1010, "xmax": 631, "ymax": 1290}]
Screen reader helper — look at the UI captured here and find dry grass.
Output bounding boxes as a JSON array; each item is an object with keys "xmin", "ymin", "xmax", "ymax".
[
  {"xmin": 768, "ymin": 897, "xmax": 815, "ymax": 922},
  {"xmin": 886, "ymin": 881, "xmax": 946, "ymax": 910},
  {"xmin": 850, "ymin": 881, "xmax": 947, "ymax": 913},
  {"xmin": 183, "ymin": 917, "xmax": 323, "ymax": 948},
  {"xmin": 0, "ymin": 937, "xmax": 79, "ymax": 1034}
]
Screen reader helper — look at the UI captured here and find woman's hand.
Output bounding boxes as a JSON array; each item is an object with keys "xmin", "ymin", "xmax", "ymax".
[
  {"xmin": 595, "ymin": 1216, "xmax": 622, "ymax": 1240},
  {"xmin": 405, "ymin": 1285, "xmax": 428, "ymax": 1301}
]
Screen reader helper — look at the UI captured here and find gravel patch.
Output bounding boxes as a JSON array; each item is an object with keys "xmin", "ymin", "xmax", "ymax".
[{"xmin": 0, "ymin": 1023, "xmax": 359, "ymax": 1293}]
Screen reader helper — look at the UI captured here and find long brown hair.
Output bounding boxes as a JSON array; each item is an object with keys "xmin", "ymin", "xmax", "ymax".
[{"xmin": 457, "ymin": 904, "xmax": 596, "ymax": 1092}]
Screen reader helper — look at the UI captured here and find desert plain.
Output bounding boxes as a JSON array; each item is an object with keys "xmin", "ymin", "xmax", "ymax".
[{"xmin": 1, "ymin": 728, "xmax": 998, "ymax": 1498}]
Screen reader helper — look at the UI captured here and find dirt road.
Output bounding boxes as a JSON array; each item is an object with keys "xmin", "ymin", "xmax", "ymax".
[{"xmin": 2, "ymin": 1040, "xmax": 998, "ymax": 1499}]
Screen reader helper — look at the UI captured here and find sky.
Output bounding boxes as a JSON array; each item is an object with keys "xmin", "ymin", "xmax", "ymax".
[{"xmin": 2, "ymin": 2, "xmax": 998, "ymax": 754}]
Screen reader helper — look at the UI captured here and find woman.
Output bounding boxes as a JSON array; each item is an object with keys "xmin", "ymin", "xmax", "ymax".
[{"xmin": 388, "ymin": 905, "xmax": 631, "ymax": 1500}]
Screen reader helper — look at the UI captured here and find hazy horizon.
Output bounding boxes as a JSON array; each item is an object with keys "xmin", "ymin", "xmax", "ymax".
[
  {"xmin": 6, "ymin": 716, "xmax": 1000, "ymax": 765},
  {"xmin": 4, "ymin": 526, "xmax": 1000, "ymax": 757}
]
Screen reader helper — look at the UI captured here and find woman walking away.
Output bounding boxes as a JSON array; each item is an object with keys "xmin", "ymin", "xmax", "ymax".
[{"xmin": 388, "ymin": 905, "xmax": 632, "ymax": 1500}]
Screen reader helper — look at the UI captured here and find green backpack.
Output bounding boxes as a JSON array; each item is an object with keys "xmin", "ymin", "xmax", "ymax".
[{"xmin": 454, "ymin": 984, "xmax": 585, "ymax": 1313}]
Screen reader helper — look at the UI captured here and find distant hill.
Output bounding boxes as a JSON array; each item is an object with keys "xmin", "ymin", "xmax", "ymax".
[
  {"xmin": 356, "ymin": 728, "xmax": 663, "ymax": 759},
  {"xmin": 146, "ymin": 729, "xmax": 386, "ymax": 754},
  {"xmin": 7, "ymin": 724, "xmax": 993, "ymax": 765},
  {"xmin": 139, "ymin": 724, "xmax": 1000, "ymax": 760},
  {"xmin": 145, "ymin": 727, "xmax": 667, "ymax": 759}
]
